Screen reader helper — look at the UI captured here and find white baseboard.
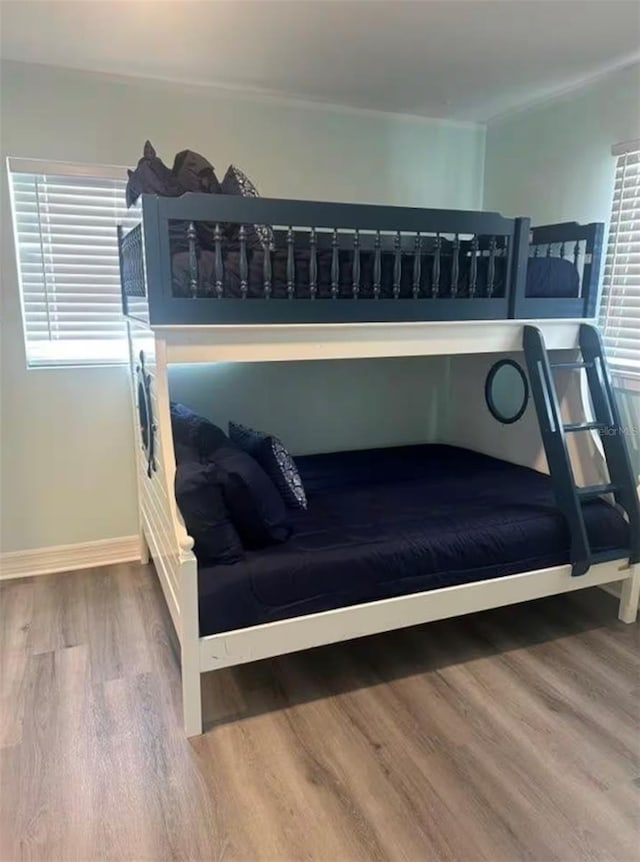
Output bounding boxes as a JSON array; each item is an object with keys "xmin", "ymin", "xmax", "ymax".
[{"xmin": 0, "ymin": 535, "xmax": 140, "ymax": 580}]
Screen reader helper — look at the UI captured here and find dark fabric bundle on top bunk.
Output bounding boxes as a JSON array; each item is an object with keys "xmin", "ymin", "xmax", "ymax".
[
  {"xmin": 171, "ymin": 244, "xmax": 581, "ymax": 300},
  {"xmin": 197, "ymin": 444, "xmax": 628, "ymax": 636},
  {"xmin": 124, "ymin": 141, "xmax": 583, "ymax": 305}
]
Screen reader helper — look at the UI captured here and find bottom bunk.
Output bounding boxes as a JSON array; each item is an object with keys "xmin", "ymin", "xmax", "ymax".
[
  {"xmin": 195, "ymin": 443, "xmax": 629, "ymax": 637},
  {"xmin": 130, "ymin": 338, "xmax": 639, "ymax": 736}
]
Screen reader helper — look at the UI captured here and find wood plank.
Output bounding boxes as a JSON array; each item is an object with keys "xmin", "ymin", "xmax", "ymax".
[
  {"xmin": 27, "ymin": 570, "xmax": 88, "ymax": 655},
  {"xmin": 160, "ymin": 319, "xmax": 586, "ymax": 364},
  {"xmin": 1, "ymin": 564, "xmax": 638, "ymax": 861}
]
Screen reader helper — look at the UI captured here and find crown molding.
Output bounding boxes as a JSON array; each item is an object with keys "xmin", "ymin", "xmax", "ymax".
[{"xmin": 487, "ymin": 55, "xmax": 640, "ymax": 126}]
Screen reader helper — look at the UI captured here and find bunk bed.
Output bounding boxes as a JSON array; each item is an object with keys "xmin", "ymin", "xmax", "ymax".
[{"xmin": 119, "ymin": 193, "xmax": 640, "ymax": 737}]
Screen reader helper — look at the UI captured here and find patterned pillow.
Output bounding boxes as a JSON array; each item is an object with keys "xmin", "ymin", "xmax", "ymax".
[
  {"xmin": 229, "ymin": 421, "xmax": 307, "ymax": 510},
  {"xmin": 220, "ymin": 164, "xmax": 274, "ymax": 250}
]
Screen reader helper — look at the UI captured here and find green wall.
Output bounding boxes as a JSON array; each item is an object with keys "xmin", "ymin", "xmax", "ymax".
[
  {"xmin": 484, "ymin": 63, "xmax": 640, "ymax": 225},
  {"xmin": 0, "ymin": 60, "xmax": 485, "ymax": 553},
  {"xmin": 484, "ymin": 62, "xmax": 640, "ymax": 477}
]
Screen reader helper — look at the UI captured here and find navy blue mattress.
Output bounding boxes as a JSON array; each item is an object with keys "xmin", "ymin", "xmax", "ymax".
[
  {"xmin": 198, "ymin": 445, "xmax": 628, "ymax": 636},
  {"xmin": 173, "ymin": 249, "xmax": 579, "ymax": 300}
]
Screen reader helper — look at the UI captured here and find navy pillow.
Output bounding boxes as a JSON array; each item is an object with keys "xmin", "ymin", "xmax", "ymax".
[
  {"xmin": 212, "ymin": 446, "xmax": 291, "ymax": 548},
  {"xmin": 175, "ymin": 461, "xmax": 244, "ymax": 564},
  {"xmin": 229, "ymin": 422, "xmax": 307, "ymax": 510},
  {"xmin": 170, "ymin": 402, "xmax": 229, "ymax": 459},
  {"xmin": 126, "ymin": 141, "xmax": 184, "ymax": 208},
  {"xmin": 174, "ymin": 440, "xmax": 200, "ymax": 465},
  {"xmin": 172, "ymin": 150, "xmax": 222, "ymax": 194}
]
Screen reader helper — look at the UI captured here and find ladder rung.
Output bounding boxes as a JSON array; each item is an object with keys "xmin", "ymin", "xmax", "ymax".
[
  {"xmin": 550, "ymin": 361, "xmax": 593, "ymax": 370},
  {"xmin": 563, "ymin": 422, "xmax": 606, "ymax": 432},
  {"xmin": 577, "ymin": 483, "xmax": 618, "ymax": 500}
]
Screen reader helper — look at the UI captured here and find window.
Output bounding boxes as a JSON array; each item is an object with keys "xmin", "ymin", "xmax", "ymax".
[
  {"xmin": 8, "ymin": 159, "xmax": 136, "ymax": 367},
  {"xmin": 599, "ymin": 141, "xmax": 640, "ymax": 379}
]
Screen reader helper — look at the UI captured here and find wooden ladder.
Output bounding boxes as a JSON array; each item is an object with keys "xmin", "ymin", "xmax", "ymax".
[{"xmin": 523, "ymin": 323, "xmax": 639, "ymax": 576}]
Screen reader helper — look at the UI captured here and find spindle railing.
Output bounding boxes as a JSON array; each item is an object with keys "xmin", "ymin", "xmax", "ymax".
[
  {"xmin": 412, "ymin": 234, "xmax": 422, "ymax": 299},
  {"xmin": 514, "ymin": 221, "xmax": 604, "ymax": 319},
  {"xmin": 352, "ymin": 230, "xmax": 361, "ymax": 300},
  {"xmin": 373, "ymin": 231, "xmax": 382, "ymax": 300},
  {"xmin": 176, "ymin": 223, "xmax": 514, "ymax": 308},
  {"xmin": 214, "ymin": 223, "xmax": 224, "ymax": 300},
  {"xmin": 309, "ymin": 228, "xmax": 317, "ymax": 300},
  {"xmin": 116, "ymin": 195, "xmax": 601, "ymax": 325},
  {"xmin": 286, "ymin": 227, "xmax": 295, "ymax": 300}
]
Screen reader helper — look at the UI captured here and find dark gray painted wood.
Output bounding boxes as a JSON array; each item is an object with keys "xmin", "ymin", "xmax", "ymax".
[
  {"xmin": 331, "ymin": 229, "xmax": 339, "ymax": 300},
  {"xmin": 287, "ymin": 227, "xmax": 295, "ymax": 300},
  {"xmin": 309, "ymin": 228, "xmax": 317, "ymax": 300},
  {"xmin": 120, "ymin": 196, "xmax": 603, "ymax": 327},
  {"xmin": 214, "ymin": 223, "xmax": 224, "ymax": 299}
]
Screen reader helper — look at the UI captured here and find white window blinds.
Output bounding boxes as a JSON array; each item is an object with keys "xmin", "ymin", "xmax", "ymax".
[
  {"xmin": 9, "ymin": 162, "xmax": 136, "ymax": 367},
  {"xmin": 599, "ymin": 144, "xmax": 640, "ymax": 375}
]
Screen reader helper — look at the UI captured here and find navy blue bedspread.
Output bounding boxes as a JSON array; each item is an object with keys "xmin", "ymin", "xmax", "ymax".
[
  {"xmin": 525, "ymin": 256, "xmax": 579, "ymax": 298},
  {"xmin": 198, "ymin": 445, "xmax": 627, "ymax": 635}
]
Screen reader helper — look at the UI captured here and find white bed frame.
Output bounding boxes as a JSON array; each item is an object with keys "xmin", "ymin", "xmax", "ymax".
[{"xmin": 128, "ymin": 318, "xmax": 639, "ymax": 737}]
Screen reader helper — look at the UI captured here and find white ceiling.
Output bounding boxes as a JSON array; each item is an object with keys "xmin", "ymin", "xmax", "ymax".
[{"xmin": 1, "ymin": 0, "xmax": 639, "ymax": 122}]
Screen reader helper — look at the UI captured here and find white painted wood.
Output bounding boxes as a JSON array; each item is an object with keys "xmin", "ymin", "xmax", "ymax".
[
  {"xmin": 128, "ymin": 325, "xmax": 202, "ymax": 733},
  {"xmin": 199, "ymin": 560, "xmax": 631, "ymax": 673},
  {"xmin": 180, "ymin": 551, "xmax": 203, "ymax": 737},
  {"xmin": 138, "ymin": 532, "xmax": 151, "ymax": 567},
  {"xmin": 152, "ymin": 337, "xmax": 203, "ymax": 735},
  {"xmin": 156, "ymin": 319, "xmax": 589, "ymax": 365},
  {"xmin": 125, "ymin": 317, "xmax": 631, "ymax": 737},
  {"xmin": 152, "ymin": 337, "xmax": 197, "ymax": 556},
  {"xmin": 140, "ymin": 507, "xmax": 181, "ymax": 636},
  {"xmin": 445, "ymin": 349, "xmax": 611, "ymax": 488},
  {"xmin": 618, "ymin": 565, "xmax": 640, "ymax": 623},
  {"xmin": 0, "ymin": 536, "xmax": 140, "ymax": 580},
  {"xmin": 127, "ymin": 320, "xmax": 152, "ymax": 568},
  {"xmin": 128, "ymin": 324, "xmax": 191, "ymax": 644}
]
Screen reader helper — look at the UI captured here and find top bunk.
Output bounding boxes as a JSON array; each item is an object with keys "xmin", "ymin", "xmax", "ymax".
[{"xmin": 118, "ymin": 193, "xmax": 605, "ymax": 359}]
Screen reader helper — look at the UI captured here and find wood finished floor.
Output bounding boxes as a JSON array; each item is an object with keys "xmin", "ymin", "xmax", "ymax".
[{"xmin": 0, "ymin": 564, "xmax": 638, "ymax": 862}]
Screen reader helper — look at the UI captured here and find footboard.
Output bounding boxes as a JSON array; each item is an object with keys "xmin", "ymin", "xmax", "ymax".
[
  {"xmin": 120, "ymin": 193, "xmax": 530, "ymax": 326},
  {"xmin": 511, "ymin": 221, "xmax": 605, "ymax": 320},
  {"xmin": 127, "ymin": 322, "xmax": 202, "ymax": 733}
]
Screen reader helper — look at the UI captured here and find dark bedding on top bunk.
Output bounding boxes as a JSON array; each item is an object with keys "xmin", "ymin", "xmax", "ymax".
[
  {"xmin": 198, "ymin": 444, "xmax": 628, "ymax": 636},
  {"xmin": 172, "ymin": 247, "xmax": 580, "ymax": 300}
]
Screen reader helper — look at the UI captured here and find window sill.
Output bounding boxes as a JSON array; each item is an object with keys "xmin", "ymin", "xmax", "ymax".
[
  {"xmin": 26, "ymin": 339, "xmax": 129, "ymax": 369},
  {"xmin": 27, "ymin": 360, "xmax": 129, "ymax": 370},
  {"xmin": 610, "ymin": 368, "xmax": 640, "ymax": 394}
]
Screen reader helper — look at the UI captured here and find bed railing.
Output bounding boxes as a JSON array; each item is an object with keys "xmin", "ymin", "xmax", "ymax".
[
  {"xmin": 120, "ymin": 193, "xmax": 530, "ymax": 325},
  {"xmin": 119, "ymin": 194, "xmax": 604, "ymax": 327},
  {"xmin": 511, "ymin": 221, "xmax": 604, "ymax": 320}
]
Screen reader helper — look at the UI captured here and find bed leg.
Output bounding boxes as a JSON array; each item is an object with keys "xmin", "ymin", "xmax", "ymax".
[
  {"xmin": 139, "ymin": 528, "xmax": 150, "ymax": 566},
  {"xmin": 180, "ymin": 550, "xmax": 203, "ymax": 736},
  {"xmin": 618, "ymin": 565, "xmax": 640, "ymax": 624},
  {"xmin": 182, "ymin": 660, "xmax": 203, "ymax": 737}
]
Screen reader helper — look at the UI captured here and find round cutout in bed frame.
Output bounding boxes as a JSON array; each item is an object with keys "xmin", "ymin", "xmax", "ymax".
[{"xmin": 485, "ymin": 359, "xmax": 529, "ymax": 424}]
